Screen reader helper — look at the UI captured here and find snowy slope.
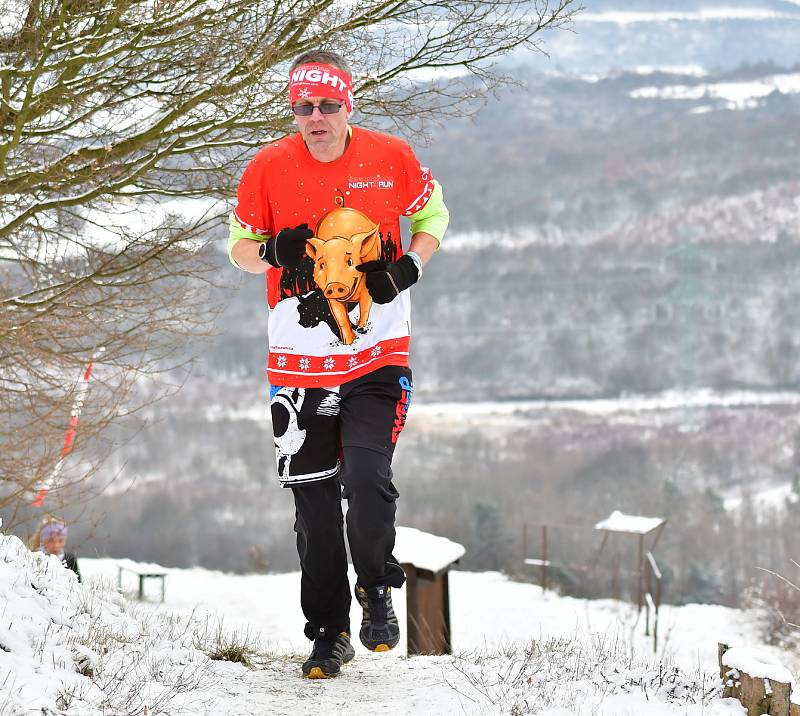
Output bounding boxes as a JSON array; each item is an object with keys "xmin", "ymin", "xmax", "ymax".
[{"xmin": 1, "ymin": 535, "xmax": 788, "ymax": 715}]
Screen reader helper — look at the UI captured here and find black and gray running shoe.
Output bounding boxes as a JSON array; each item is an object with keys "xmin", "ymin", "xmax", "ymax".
[
  {"xmin": 354, "ymin": 584, "xmax": 400, "ymax": 652},
  {"xmin": 302, "ymin": 626, "xmax": 355, "ymax": 679}
]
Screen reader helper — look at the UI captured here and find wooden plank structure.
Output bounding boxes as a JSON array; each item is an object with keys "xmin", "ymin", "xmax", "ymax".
[
  {"xmin": 522, "ymin": 512, "xmax": 666, "ymax": 652},
  {"xmin": 404, "ymin": 564, "xmax": 452, "ymax": 655},
  {"xmin": 593, "ymin": 511, "xmax": 666, "ymax": 611},
  {"xmin": 718, "ymin": 642, "xmax": 800, "ymax": 716},
  {"xmin": 116, "ymin": 558, "xmax": 169, "ymax": 602},
  {"xmin": 394, "ymin": 526, "xmax": 465, "ymax": 656}
]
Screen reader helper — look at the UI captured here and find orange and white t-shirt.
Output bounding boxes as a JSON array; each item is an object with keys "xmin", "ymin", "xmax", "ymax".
[{"xmin": 233, "ymin": 126, "xmax": 435, "ymax": 388}]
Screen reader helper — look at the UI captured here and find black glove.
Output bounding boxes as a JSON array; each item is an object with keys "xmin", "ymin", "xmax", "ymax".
[
  {"xmin": 357, "ymin": 255, "xmax": 419, "ymax": 304},
  {"xmin": 260, "ymin": 224, "xmax": 313, "ymax": 268}
]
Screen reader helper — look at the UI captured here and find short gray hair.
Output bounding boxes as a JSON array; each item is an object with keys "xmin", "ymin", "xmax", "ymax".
[{"xmin": 290, "ymin": 50, "xmax": 352, "ymax": 77}]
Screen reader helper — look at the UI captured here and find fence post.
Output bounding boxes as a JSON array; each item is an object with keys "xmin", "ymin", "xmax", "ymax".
[
  {"xmin": 637, "ymin": 534, "xmax": 644, "ymax": 611},
  {"xmin": 654, "ymin": 570, "xmax": 661, "ymax": 653},
  {"xmin": 541, "ymin": 525, "xmax": 548, "ymax": 593},
  {"xmin": 644, "ymin": 557, "xmax": 651, "ymax": 636},
  {"xmin": 523, "ymin": 523, "xmax": 527, "ymax": 564},
  {"xmin": 718, "ymin": 643, "xmax": 795, "ymax": 716}
]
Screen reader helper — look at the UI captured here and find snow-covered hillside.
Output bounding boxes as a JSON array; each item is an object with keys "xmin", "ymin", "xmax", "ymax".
[
  {"xmin": 517, "ymin": 2, "xmax": 800, "ymax": 73},
  {"xmin": 4, "ymin": 533, "xmax": 798, "ymax": 715}
]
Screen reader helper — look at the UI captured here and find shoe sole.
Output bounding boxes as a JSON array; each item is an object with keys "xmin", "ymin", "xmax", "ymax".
[
  {"xmin": 303, "ymin": 647, "xmax": 355, "ymax": 679},
  {"xmin": 305, "ymin": 666, "xmax": 337, "ymax": 679},
  {"xmin": 360, "ymin": 630, "xmax": 399, "ymax": 652}
]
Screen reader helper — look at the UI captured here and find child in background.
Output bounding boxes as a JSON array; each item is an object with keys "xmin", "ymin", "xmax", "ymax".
[{"xmin": 30, "ymin": 517, "xmax": 81, "ymax": 582}]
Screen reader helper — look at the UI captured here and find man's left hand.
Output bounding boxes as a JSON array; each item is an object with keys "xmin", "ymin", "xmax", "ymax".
[{"xmin": 357, "ymin": 255, "xmax": 420, "ymax": 304}]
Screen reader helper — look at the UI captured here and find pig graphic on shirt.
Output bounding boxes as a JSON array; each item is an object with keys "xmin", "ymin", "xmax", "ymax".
[{"xmin": 305, "ymin": 204, "xmax": 381, "ymax": 345}]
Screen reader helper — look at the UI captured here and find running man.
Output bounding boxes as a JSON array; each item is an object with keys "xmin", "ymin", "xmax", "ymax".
[{"xmin": 228, "ymin": 49, "xmax": 449, "ymax": 678}]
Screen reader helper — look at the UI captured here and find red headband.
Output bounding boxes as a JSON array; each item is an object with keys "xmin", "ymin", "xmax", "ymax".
[{"xmin": 289, "ymin": 63, "xmax": 353, "ymax": 113}]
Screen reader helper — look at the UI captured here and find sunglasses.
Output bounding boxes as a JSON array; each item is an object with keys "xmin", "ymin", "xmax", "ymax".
[{"xmin": 292, "ymin": 102, "xmax": 343, "ymax": 116}]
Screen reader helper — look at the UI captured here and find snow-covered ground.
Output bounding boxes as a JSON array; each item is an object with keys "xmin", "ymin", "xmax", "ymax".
[
  {"xmin": 4, "ymin": 530, "xmax": 797, "ymax": 715},
  {"xmin": 80, "ymin": 557, "xmax": 785, "ymax": 674},
  {"xmin": 630, "ymin": 71, "xmax": 800, "ymax": 110},
  {"xmin": 722, "ymin": 480, "xmax": 799, "ymax": 512},
  {"xmin": 205, "ymin": 388, "xmax": 800, "ymax": 426}
]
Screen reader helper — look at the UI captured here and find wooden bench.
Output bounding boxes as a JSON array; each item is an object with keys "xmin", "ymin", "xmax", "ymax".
[{"xmin": 116, "ymin": 559, "xmax": 169, "ymax": 602}]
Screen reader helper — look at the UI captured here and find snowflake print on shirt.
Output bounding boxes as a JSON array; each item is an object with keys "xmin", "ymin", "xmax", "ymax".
[
  {"xmin": 233, "ymin": 126, "xmax": 432, "ymax": 388},
  {"xmin": 323, "ymin": 357, "xmax": 335, "ymax": 371}
]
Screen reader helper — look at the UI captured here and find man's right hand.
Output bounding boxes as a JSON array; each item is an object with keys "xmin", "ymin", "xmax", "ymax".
[{"xmin": 261, "ymin": 224, "xmax": 314, "ymax": 268}]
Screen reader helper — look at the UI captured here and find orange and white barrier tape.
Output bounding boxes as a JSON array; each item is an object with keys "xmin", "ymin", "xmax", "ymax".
[{"xmin": 32, "ymin": 348, "xmax": 105, "ymax": 507}]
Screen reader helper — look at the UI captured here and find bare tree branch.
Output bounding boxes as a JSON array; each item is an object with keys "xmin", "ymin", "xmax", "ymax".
[{"xmin": 0, "ymin": 0, "xmax": 579, "ymax": 525}]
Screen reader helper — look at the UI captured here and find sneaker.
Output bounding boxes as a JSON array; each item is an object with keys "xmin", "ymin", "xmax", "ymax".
[
  {"xmin": 302, "ymin": 626, "xmax": 355, "ymax": 679},
  {"xmin": 354, "ymin": 584, "xmax": 400, "ymax": 652}
]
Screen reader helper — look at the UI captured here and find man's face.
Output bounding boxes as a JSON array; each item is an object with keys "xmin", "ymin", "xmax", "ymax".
[{"xmin": 293, "ymin": 95, "xmax": 350, "ymax": 156}]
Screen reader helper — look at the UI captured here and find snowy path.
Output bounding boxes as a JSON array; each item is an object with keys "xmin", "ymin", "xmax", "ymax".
[
  {"xmin": 81, "ymin": 559, "xmax": 775, "ymax": 674},
  {"xmin": 205, "ymin": 655, "xmax": 468, "ymax": 716}
]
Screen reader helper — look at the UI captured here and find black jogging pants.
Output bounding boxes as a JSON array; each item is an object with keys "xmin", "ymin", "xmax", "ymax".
[{"xmin": 285, "ymin": 365, "xmax": 412, "ymax": 636}]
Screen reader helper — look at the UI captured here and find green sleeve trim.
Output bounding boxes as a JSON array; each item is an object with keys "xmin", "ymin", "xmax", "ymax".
[
  {"xmin": 227, "ymin": 213, "xmax": 270, "ymax": 269},
  {"xmin": 408, "ymin": 180, "xmax": 449, "ymax": 247}
]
